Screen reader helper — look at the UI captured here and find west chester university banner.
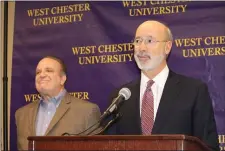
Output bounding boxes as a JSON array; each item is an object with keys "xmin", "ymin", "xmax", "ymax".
[{"xmin": 11, "ymin": 1, "xmax": 225, "ymax": 150}]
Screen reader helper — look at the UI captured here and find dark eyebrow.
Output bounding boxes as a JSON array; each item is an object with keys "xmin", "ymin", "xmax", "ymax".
[
  {"xmin": 36, "ymin": 67, "xmax": 54, "ymax": 73},
  {"xmin": 36, "ymin": 69, "xmax": 40, "ymax": 72},
  {"xmin": 45, "ymin": 67, "xmax": 54, "ymax": 70},
  {"xmin": 135, "ymin": 35, "xmax": 154, "ymax": 39}
]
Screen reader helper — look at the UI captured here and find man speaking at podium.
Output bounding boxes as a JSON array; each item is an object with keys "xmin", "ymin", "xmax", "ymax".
[
  {"xmin": 15, "ymin": 56, "xmax": 101, "ymax": 150},
  {"xmin": 106, "ymin": 20, "xmax": 219, "ymax": 151}
]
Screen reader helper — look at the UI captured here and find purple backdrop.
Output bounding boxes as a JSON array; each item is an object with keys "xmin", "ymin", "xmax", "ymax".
[{"xmin": 11, "ymin": 1, "xmax": 225, "ymax": 150}]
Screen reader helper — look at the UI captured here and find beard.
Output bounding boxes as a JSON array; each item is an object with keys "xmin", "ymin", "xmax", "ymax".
[{"xmin": 134, "ymin": 51, "xmax": 166, "ymax": 71}]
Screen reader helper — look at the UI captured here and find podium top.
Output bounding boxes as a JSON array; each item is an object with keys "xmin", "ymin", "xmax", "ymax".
[
  {"xmin": 28, "ymin": 134, "xmax": 211, "ymax": 150},
  {"xmin": 29, "ymin": 134, "xmax": 199, "ymax": 140}
]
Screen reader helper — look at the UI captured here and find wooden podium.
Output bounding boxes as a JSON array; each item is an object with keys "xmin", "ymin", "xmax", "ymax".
[{"xmin": 28, "ymin": 135, "xmax": 211, "ymax": 151}]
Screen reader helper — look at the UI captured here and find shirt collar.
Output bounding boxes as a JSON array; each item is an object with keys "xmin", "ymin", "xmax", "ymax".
[
  {"xmin": 141, "ymin": 65, "xmax": 169, "ymax": 88},
  {"xmin": 40, "ymin": 89, "xmax": 67, "ymax": 108}
]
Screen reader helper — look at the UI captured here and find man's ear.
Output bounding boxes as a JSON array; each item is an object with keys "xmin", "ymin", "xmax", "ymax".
[
  {"xmin": 165, "ymin": 41, "xmax": 172, "ymax": 55},
  {"xmin": 61, "ymin": 75, "xmax": 67, "ymax": 85}
]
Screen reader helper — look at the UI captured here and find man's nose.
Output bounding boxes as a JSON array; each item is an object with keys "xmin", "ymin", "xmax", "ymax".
[
  {"xmin": 139, "ymin": 40, "xmax": 147, "ymax": 51},
  {"xmin": 39, "ymin": 71, "xmax": 47, "ymax": 77}
]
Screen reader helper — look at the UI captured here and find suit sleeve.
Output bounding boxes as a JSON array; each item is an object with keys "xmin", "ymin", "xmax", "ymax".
[
  {"xmin": 193, "ymin": 83, "xmax": 220, "ymax": 151},
  {"xmin": 15, "ymin": 109, "xmax": 28, "ymax": 150},
  {"xmin": 15, "ymin": 110, "xmax": 21, "ymax": 150},
  {"xmin": 83, "ymin": 103, "xmax": 101, "ymax": 135}
]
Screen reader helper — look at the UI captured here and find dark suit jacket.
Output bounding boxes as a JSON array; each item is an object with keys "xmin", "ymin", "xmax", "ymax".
[
  {"xmin": 105, "ymin": 71, "xmax": 219, "ymax": 151},
  {"xmin": 15, "ymin": 93, "xmax": 101, "ymax": 150}
]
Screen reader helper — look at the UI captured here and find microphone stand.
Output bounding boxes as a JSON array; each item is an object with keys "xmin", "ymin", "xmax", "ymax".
[
  {"xmin": 62, "ymin": 117, "xmax": 101, "ymax": 136},
  {"xmin": 61, "ymin": 112, "xmax": 121, "ymax": 136},
  {"xmin": 62, "ymin": 96, "xmax": 123, "ymax": 136},
  {"xmin": 88, "ymin": 112, "xmax": 121, "ymax": 135}
]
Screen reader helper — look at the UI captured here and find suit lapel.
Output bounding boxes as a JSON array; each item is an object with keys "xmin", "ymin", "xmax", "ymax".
[
  {"xmin": 152, "ymin": 71, "xmax": 181, "ymax": 133},
  {"xmin": 120, "ymin": 78, "xmax": 142, "ymax": 134},
  {"xmin": 29, "ymin": 100, "xmax": 40, "ymax": 136},
  {"xmin": 133, "ymin": 79, "xmax": 142, "ymax": 134},
  {"xmin": 44, "ymin": 93, "xmax": 71, "ymax": 135}
]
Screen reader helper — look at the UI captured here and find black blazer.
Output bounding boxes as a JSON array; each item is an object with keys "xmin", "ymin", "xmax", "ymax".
[{"xmin": 105, "ymin": 70, "xmax": 219, "ymax": 151}]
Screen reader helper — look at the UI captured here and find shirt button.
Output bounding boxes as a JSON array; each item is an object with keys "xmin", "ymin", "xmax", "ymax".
[
  {"xmin": 48, "ymin": 111, "xmax": 50, "ymax": 115},
  {"xmin": 45, "ymin": 124, "xmax": 48, "ymax": 127}
]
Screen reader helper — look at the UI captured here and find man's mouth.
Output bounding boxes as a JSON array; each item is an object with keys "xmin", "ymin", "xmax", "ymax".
[
  {"xmin": 39, "ymin": 80, "xmax": 49, "ymax": 83},
  {"xmin": 137, "ymin": 55, "xmax": 150, "ymax": 62}
]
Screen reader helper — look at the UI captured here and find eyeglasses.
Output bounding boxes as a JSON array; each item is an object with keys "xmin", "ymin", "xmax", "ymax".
[{"xmin": 133, "ymin": 37, "xmax": 169, "ymax": 47}]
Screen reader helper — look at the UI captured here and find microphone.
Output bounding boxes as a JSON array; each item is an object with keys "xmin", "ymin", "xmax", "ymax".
[
  {"xmin": 61, "ymin": 87, "xmax": 131, "ymax": 136},
  {"xmin": 100, "ymin": 87, "xmax": 131, "ymax": 120}
]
